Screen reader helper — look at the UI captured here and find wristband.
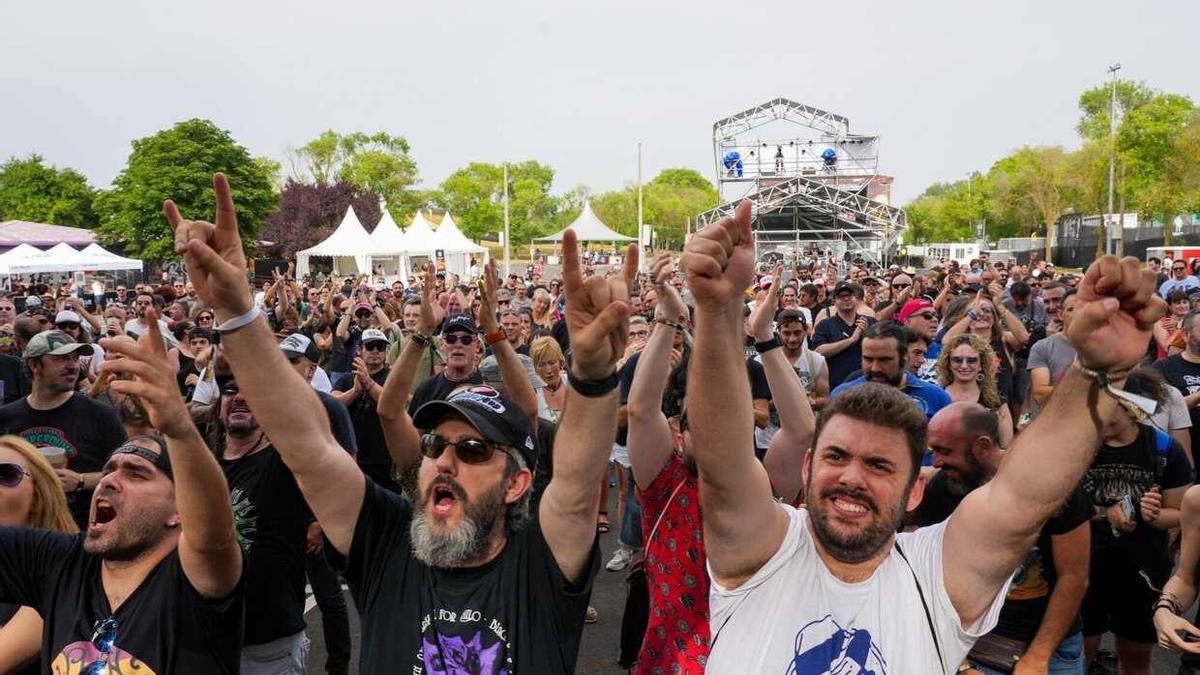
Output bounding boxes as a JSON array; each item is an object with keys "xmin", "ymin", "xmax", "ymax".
[
  {"xmin": 409, "ymin": 331, "xmax": 431, "ymax": 347},
  {"xmin": 75, "ymin": 473, "xmax": 85, "ymax": 493},
  {"xmin": 1072, "ymin": 358, "xmax": 1157, "ymax": 421},
  {"xmin": 755, "ymin": 336, "xmax": 781, "ymax": 354},
  {"xmin": 484, "ymin": 328, "xmax": 507, "ymax": 347},
  {"xmin": 214, "ymin": 306, "xmax": 262, "ymax": 333},
  {"xmin": 1154, "ymin": 598, "xmax": 1180, "ymax": 616},
  {"xmin": 567, "ymin": 368, "xmax": 620, "ymax": 397},
  {"xmin": 656, "ymin": 319, "xmax": 684, "ymax": 333}
]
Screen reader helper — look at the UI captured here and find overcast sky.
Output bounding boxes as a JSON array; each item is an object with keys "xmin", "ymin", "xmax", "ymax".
[{"xmin": 2, "ymin": 0, "xmax": 1196, "ymax": 206}]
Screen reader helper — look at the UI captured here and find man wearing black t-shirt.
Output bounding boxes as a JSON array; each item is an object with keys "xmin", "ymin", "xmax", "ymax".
[
  {"xmin": 333, "ymin": 328, "xmax": 397, "ymax": 492},
  {"xmin": 0, "ymin": 329, "xmax": 126, "ymax": 528},
  {"xmin": 1155, "ymin": 309, "xmax": 1200, "ymax": 465},
  {"xmin": 171, "ymin": 175, "xmax": 633, "ymax": 673},
  {"xmin": 811, "ymin": 281, "xmax": 875, "ymax": 387},
  {"xmin": 210, "ymin": 374, "xmax": 313, "ymax": 673},
  {"xmin": 0, "ymin": 312, "xmax": 243, "ymax": 673},
  {"xmin": 913, "ymin": 401, "xmax": 1092, "ymax": 673},
  {"xmin": 387, "ymin": 263, "xmax": 541, "ymax": 477}
]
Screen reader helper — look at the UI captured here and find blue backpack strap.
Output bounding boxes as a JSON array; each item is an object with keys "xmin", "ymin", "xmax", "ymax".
[{"xmin": 1153, "ymin": 428, "xmax": 1172, "ymax": 485}]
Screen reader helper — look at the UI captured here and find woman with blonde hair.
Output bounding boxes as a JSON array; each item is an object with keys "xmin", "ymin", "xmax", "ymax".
[
  {"xmin": 936, "ymin": 333, "xmax": 1014, "ymax": 447},
  {"xmin": 0, "ymin": 435, "xmax": 78, "ymax": 674},
  {"xmin": 531, "ymin": 288, "xmax": 557, "ymax": 331},
  {"xmin": 529, "ymin": 336, "xmax": 567, "ymax": 423}
]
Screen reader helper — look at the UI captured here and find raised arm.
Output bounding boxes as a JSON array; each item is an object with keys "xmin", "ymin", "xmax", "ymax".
[
  {"xmin": 681, "ymin": 202, "xmax": 789, "ymax": 589},
  {"xmin": 539, "ymin": 229, "xmax": 637, "ymax": 583},
  {"xmin": 168, "ymin": 173, "xmax": 365, "ymax": 556},
  {"xmin": 943, "ymin": 256, "xmax": 1165, "ymax": 627},
  {"xmin": 627, "ymin": 253, "xmax": 686, "ymax": 490},
  {"xmin": 1155, "ymin": 485, "xmax": 1200, "ymax": 653},
  {"xmin": 752, "ymin": 266, "xmax": 816, "ymax": 505},
  {"xmin": 100, "ymin": 310, "xmax": 241, "ymax": 598},
  {"xmin": 377, "ymin": 261, "xmax": 442, "ymax": 474},
  {"xmin": 478, "ymin": 260, "xmax": 539, "ymax": 422}
]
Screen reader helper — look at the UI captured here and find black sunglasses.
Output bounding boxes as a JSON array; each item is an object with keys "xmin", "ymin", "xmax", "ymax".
[
  {"xmin": 219, "ymin": 382, "xmax": 240, "ymax": 397},
  {"xmin": 443, "ymin": 334, "xmax": 476, "ymax": 346},
  {"xmin": 420, "ymin": 433, "xmax": 506, "ymax": 464},
  {"xmin": 891, "ymin": 283, "xmax": 911, "ymax": 290},
  {"xmin": 362, "ymin": 342, "xmax": 387, "ymax": 352},
  {"xmin": 83, "ymin": 616, "xmax": 118, "ymax": 675},
  {"xmin": 0, "ymin": 462, "xmax": 30, "ymax": 488}
]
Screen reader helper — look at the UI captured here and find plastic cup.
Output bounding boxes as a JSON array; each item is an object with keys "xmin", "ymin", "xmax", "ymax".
[{"xmin": 39, "ymin": 447, "xmax": 67, "ymax": 469}]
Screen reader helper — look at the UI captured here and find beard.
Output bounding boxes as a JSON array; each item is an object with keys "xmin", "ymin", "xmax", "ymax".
[
  {"xmin": 410, "ymin": 476, "xmax": 507, "ymax": 568},
  {"xmin": 943, "ymin": 457, "xmax": 988, "ymax": 496},
  {"xmin": 225, "ymin": 416, "xmax": 259, "ymax": 436},
  {"xmin": 866, "ymin": 370, "xmax": 903, "ymax": 387},
  {"xmin": 806, "ymin": 481, "xmax": 909, "ymax": 564},
  {"xmin": 83, "ymin": 508, "xmax": 171, "ymax": 561}
]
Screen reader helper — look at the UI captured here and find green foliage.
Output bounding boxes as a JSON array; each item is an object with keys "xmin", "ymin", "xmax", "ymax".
[
  {"xmin": 95, "ymin": 119, "xmax": 277, "ymax": 262},
  {"xmin": 0, "ymin": 155, "xmax": 98, "ymax": 227},
  {"xmin": 290, "ymin": 130, "xmax": 418, "ymax": 215},
  {"xmin": 433, "ymin": 161, "xmax": 557, "ymax": 244},
  {"xmin": 907, "ymin": 79, "xmax": 1200, "ymax": 245},
  {"xmin": 569, "ymin": 168, "xmax": 718, "ymax": 249}
]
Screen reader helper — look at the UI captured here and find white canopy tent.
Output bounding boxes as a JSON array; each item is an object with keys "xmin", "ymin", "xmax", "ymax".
[
  {"xmin": 46, "ymin": 242, "xmax": 91, "ymax": 268},
  {"xmin": 295, "ymin": 206, "xmax": 374, "ymax": 277},
  {"xmin": 365, "ymin": 208, "xmax": 412, "ymax": 280},
  {"xmin": 535, "ymin": 200, "xmax": 636, "ymax": 243},
  {"xmin": 0, "ymin": 244, "xmax": 68, "ymax": 274},
  {"xmin": 78, "ymin": 244, "xmax": 143, "ymax": 271},
  {"xmin": 430, "ymin": 212, "xmax": 488, "ymax": 278}
]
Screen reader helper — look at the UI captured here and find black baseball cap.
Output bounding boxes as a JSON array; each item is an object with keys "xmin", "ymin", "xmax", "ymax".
[
  {"xmin": 413, "ymin": 386, "xmax": 536, "ymax": 467},
  {"xmin": 441, "ymin": 314, "xmax": 479, "ymax": 336},
  {"xmin": 832, "ymin": 281, "xmax": 863, "ymax": 299}
]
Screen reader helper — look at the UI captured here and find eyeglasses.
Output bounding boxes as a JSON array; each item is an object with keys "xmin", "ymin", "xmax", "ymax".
[
  {"xmin": 891, "ymin": 283, "xmax": 911, "ymax": 290},
  {"xmin": 950, "ymin": 356, "xmax": 980, "ymax": 366},
  {"xmin": 0, "ymin": 462, "xmax": 30, "ymax": 488},
  {"xmin": 362, "ymin": 342, "xmax": 387, "ymax": 352},
  {"xmin": 1174, "ymin": 267, "xmax": 1186, "ymax": 271},
  {"xmin": 57, "ymin": 322, "xmax": 81, "ymax": 331},
  {"xmin": 913, "ymin": 312, "xmax": 937, "ymax": 320},
  {"xmin": 443, "ymin": 334, "xmax": 476, "ymax": 346},
  {"xmin": 420, "ymin": 433, "xmax": 507, "ymax": 464},
  {"xmin": 197, "ymin": 315, "xmax": 213, "ymax": 323},
  {"xmin": 83, "ymin": 616, "xmax": 118, "ymax": 675}
]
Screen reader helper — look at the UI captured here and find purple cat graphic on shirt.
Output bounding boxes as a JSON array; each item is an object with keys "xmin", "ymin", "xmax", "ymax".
[{"xmin": 422, "ymin": 631, "xmax": 506, "ymax": 675}]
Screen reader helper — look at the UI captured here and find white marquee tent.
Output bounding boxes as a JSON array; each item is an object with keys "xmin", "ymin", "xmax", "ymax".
[
  {"xmin": 79, "ymin": 244, "xmax": 143, "ymax": 271},
  {"xmin": 295, "ymin": 206, "xmax": 374, "ymax": 277},
  {"xmin": 0, "ymin": 242, "xmax": 144, "ymax": 276},
  {"xmin": 430, "ymin": 212, "xmax": 487, "ymax": 278},
  {"xmin": 365, "ymin": 208, "xmax": 412, "ymax": 280},
  {"xmin": 535, "ymin": 200, "xmax": 635, "ymax": 243}
]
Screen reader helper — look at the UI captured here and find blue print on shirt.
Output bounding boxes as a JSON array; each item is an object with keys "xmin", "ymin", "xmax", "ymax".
[{"xmin": 786, "ymin": 615, "xmax": 887, "ymax": 675}]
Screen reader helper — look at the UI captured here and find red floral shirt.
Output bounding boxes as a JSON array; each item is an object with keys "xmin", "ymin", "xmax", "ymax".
[{"xmin": 636, "ymin": 453, "xmax": 708, "ymax": 674}]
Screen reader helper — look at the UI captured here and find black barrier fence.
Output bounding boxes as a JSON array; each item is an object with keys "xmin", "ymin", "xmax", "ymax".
[{"xmin": 1053, "ymin": 214, "xmax": 1200, "ymax": 269}]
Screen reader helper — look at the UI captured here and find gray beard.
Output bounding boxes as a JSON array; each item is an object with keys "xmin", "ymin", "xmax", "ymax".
[{"xmin": 409, "ymin": 480, "xmax": 506, "ymax": 568}]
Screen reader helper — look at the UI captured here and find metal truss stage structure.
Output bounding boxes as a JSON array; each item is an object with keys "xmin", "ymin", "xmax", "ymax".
[{"xmin": 698, "ymin": 98, "xmax": 906, "ymax": 265}]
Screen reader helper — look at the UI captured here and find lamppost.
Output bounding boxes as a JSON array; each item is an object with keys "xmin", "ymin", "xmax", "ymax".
[{"xmin": 1106, "ymin": 63, "xmax": 1121, "ymax": 255}]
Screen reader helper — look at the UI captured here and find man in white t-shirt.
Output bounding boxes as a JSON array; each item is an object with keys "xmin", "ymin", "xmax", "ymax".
[
  {"xmin": 754, "ymin": 309, "xmax": 827, "ymax": 451},
  {"xmin": 681, "ymin": 202, "xmax": 1166, "ymax": 674}
]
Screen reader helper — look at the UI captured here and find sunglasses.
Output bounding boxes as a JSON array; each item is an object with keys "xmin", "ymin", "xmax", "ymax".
[
  {"xmin": 83, "ymin": 616, "xmax": 118, "ymax": 675},
  {"xmin": 1174, "ymin": 267, "xmax": 1186, "ymax": 271},
  {"xmin": 913, "ymin": 311, "xmax": 937, "ymax": 320},
  {"xmin": 0, "ymin": 462, "xmax": 30, "ymax": 488},
  {"xmin": 57, "ymin": 322, "xmax": 81, "ymax": 330},
  {"xmin": 420, "ymin": 433, "xmax": 507, "ymax": 464},
  {"xmin": 950, "ymin": 356, "xmax": 980, "ymax": 366},
  {"xmin": 219, "ymin": 383, "xmax": 240, "ymax": 397},
  {"xmin": 891, "ymin": 283, "xmax": 911, "ymax": 290},
  {"xmin": 197, "ymin": 315, "xmax": 214, "ymax": 322},
  {"xmin": 443, "ymin": 333, "xmax": 476, "ymax": 346},
  {"xmin": 362, "ymin": 342, "xmax": 387, "ymax": 352}
]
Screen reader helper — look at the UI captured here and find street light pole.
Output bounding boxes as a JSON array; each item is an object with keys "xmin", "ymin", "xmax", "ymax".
[{"xmin": 1106, "ymin": 63, "xmax": 1121, "ymax": 255}]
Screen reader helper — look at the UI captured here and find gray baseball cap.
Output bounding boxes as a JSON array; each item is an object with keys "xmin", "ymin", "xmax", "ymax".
[
  {"xmin": 479, "ymin": 353, "xmax": 546, "ymax": 389},
  {"xmin": 23, "ymin": 329, "xmax": 94, "ymax": 359}
]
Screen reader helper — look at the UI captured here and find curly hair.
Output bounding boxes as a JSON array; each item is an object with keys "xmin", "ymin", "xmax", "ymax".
[{"xmin": 936, "ymin": 333, "xmax": 1003, "ymax": 411}]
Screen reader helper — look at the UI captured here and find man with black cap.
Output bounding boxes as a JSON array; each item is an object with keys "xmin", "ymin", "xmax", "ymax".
[
  {"xmin": 332, "ymin": 327, "xmax": 398, "ymax": 492},
  {"xmin": 0, "ymin": 311, "xmax": 243, "ymax": 672},
  {"xmin": 0, "ymin": 329, "xmax": 126, "ymax": 527},
  {"xmin": 166, "ymin": 172, "xmax": 635, "ymax": 673},
  {"xmin": 408, "ymin": 313, "xmax": 485, "ymax": 412},
  {"xmin": 811, "ymin": 281, "xmax": 875, "ymax": 388}
]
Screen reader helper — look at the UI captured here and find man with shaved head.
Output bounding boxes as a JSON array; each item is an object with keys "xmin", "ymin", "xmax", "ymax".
[{"xmin": 913, "ymin": 401, "xmax": 1092, "ymax": 674}]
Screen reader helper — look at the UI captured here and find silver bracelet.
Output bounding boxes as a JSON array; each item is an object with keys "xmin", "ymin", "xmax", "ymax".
[{"xmin": 214, "ymin": 306, "xmax": 262, "ymax": 333}]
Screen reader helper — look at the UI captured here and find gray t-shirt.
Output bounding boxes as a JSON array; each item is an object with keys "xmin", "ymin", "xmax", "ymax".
[
  {"xmin": 1026, "ymin": 334, "xmax": 1076, "ymax": 414},
  {"xmin": 1151, "ymin": 385, "xmax": 1193, "ymax": 434}
]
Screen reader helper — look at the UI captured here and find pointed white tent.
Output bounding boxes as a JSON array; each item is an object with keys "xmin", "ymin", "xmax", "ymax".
[
  {"xmin": 295, "ymin": 206, "xmax": 373, "ymax": 276},
  {"xmin": 0, "ymin": 244, "xmax": 62, "ymax": 274},
  {"xmin": 402, "ymin": 211, "xmax": 441, "ymax": 255},
  {"xmin": 46, "ymin": 242, "xmax": 90, "ymax": 267},
  {"xmin": 535, "ymin": 200, "xmax": 635, "ymax": 242},
  {"xmin": 365, "ymin": 207, "xmax": 412, "ymax": 280},
  {"xmin": 431, "ymin": 212, "xmax": 487, "ymax": 277},
  {"xmin": 79, "ymin": 244, "xmax": 143, "ymax": 271}
]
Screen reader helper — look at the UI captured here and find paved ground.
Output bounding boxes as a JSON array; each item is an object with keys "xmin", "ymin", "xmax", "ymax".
[{"xmin": 300, "ymin": 490, "xmax": 1186, "ymax": 674}]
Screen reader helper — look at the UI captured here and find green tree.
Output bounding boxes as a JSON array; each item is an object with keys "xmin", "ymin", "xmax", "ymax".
[
  {"xmin": 1117, "ymin": 93, "xmax": 1195, "ymax": 204},
  {"xmin": 0, "ymin": 154, "xmax": 98, "ymax": 227},
  {"xmin": 434, "ymin": 161, "xmax": 557, "ymax": 243},
  {"xmin": 1077, "ymin": 79, "xmax": 1156, "ymax": 141},
  {"xmin": 988, "ymin": 146, "xmax": 1074, "ymax": 259},
  {"xmin": 95, "ymin": 119, "xmax": 277, "ymax": 261},
  {"xmin": 290, "ymin": 130, "xmax": 418, "ymax": 218}
]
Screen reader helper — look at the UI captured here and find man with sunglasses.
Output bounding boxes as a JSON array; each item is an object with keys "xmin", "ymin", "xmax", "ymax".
[
  {"xmin": 897, "ymin": 299, "xmax": 943, "ymax": 383},
  {"xmin": 1160, "ymin": 259, "xmax": 1199, "ymax": 299},
  {"xmin": 0, "ymin": 313, "xmax": 243, "ymax": 673},
  {"xmin": 165, "ymin": 172, "xmax": 636, "ymax": 673},
  {"xmin": 333, "ymin": 328, "xmax": 399, "ymax": 492},
  {"xmin": 0, "ymin": 330, "xmax": 125, "ymax": 528}
]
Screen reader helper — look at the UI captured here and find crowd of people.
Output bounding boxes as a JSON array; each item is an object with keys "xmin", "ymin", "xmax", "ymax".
[{"xmin": 1, "ymin": 174, "xmax": 1200, "ymax": 674}]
